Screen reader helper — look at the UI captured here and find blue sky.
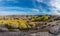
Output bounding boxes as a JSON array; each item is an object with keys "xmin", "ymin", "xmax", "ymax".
[{"xmin": 0, "ymin": 0, "xmax": 60, "ymax": 15}]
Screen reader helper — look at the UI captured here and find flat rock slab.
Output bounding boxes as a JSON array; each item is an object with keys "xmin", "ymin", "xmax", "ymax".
[
  {"xmin": 0, "ymin": 32, "xmax": 49, "ymax": 36},
  {"xmin": 0, "ymin": 32, "xmax": 21, "ymax": 36}
]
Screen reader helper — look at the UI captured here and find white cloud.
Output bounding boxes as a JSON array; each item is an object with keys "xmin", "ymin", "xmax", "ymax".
[
  {"xmin": 0, "ymin": 7, "xmax": 40, "ymax": 15},
  {"xmin": 36, "ymin": 0, "xmax": 60, "ymax": 15},
  {"xmin": 36, "ymin": 0, "xmax": 43, "ymax": 2},
  {"xmin": 0, "ymin": 11, "xmax": 27, "ymax": 15},
  {"xmin": 48, "ymin": 0, "xmax": 60, "ymax": 15},
  {"xmin": 0, "ymin": 7, "xmax": 39, "ymax": 12},
  {"xmin": 50, "ymin": 10, "xmax": 60, "ymax": 15},
  {"xmin": 0, "ymin": 0, "xmax": 14, "ymax": 1},
  {"xmin": 50, "ymin": 0, "xmax": 60, "ymax": 10},
  {"xmin": 36, "ymin": 0, "xmax": 50, "ymax": 4},
  {"xmin": 3, "ymin": 0, "xmax": 16, "ymax": 1},
  {"xmin": 49, "ymin": 7, "xmax": 60, "ymax": 15},
  {"xmin": 0, "ymin": 11, "xmax": 40, "ymax": 15},
  {"xmin": 6, "ymin": 0, "xmax": 19, "ymax": 3},
  {"xmin": 0, "ymin": 0, "xmax": 3, "ymax": 1},
  {"xmin": 0, "ymin": 0, "xmax": 19, "ymax": 3},
  {"xmin": 32, "ymin": 9, "xmax": 39, "ymax": 12}
]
